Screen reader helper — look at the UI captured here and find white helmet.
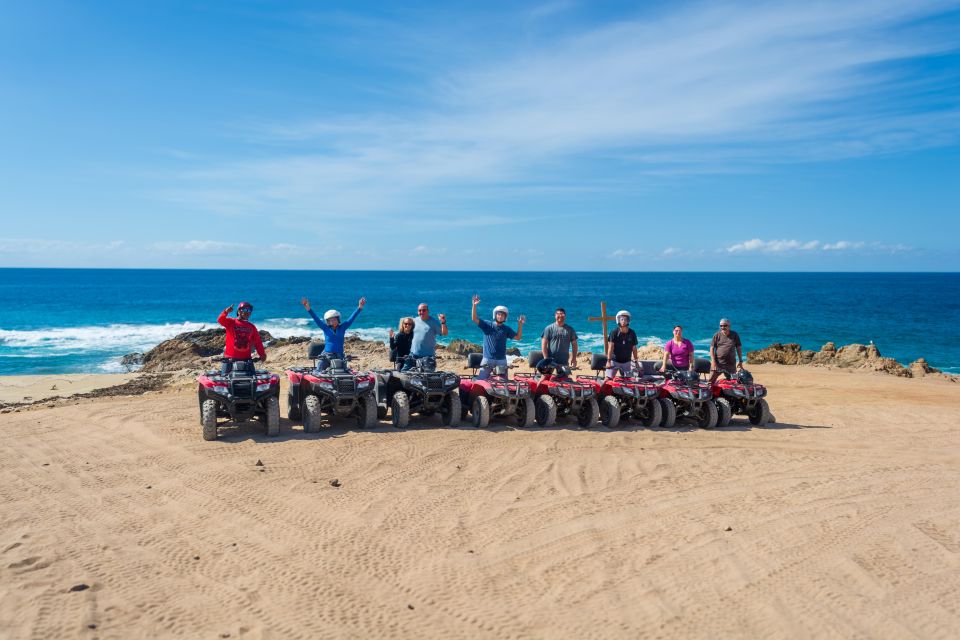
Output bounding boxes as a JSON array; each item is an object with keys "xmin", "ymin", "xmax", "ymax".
[
  {"xmin": 616, "ymin": 309, "xmax": 631, "ymax": 323},
  {"xmin": 323, "ymin": 309, "xmax": 341, "ymax": 323},
  {"xmin": 492, "ymin": 305, "xmax": 509, "ymax": 320}
]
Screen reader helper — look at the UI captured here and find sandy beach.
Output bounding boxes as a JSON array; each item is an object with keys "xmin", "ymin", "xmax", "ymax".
[{"xmin": 1, "ymin": 362, "xmax": 958, "ymax": 639}]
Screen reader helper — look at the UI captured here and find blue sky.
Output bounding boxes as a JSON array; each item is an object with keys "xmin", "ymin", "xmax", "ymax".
[{"xmin": 1, "ymin": 0, "xmax": 959, "ymax": 270}]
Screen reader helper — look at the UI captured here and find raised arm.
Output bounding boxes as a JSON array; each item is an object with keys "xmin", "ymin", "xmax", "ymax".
[
  {"xmin": 471, "ymin": 295, "xmax": 480, "ymax": 325},
  {"xmin": 218, "ymin": 305, "xmax": 233, "ymax": 327},
  {"xmin": 438, "ymin": 312, "xmax": 448, "ymax": 336},
  {"xmin": 514, "ymin": 315, "xmax": 525, "ymax": 341}
]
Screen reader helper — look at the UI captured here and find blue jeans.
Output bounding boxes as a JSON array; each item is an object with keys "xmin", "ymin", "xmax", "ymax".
[
  {"xmin": 221, "ymin": 359, "xmax": 253, "ymax": 376},
  {"xmin": 478, "ymin": 358, "xmax": 508, "ymax": 380}
]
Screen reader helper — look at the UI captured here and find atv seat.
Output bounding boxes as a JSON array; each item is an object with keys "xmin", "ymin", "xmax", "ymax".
[
  {"xmin": 466, "ymin": 352, "xmax": 483, "ymax": 369},
  {"xmin": 307, "ymin": 342, "xmax": 326, "ymax": 359},
  {"xmin": 590, "ymin": 354, "xmax": 607, "ymax": 371},
  {"xmin": 694, "ymin": 358, "xmax": 712, "ymax": 375}
]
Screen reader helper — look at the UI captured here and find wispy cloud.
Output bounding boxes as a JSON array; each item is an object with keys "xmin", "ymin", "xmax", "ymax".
[
  {"xmin": 152, "ymin": 240, "xmax": 249, "ymax": 254},
  {"xmin": 823, "ymin": 240, "xmax": 866, "ymax": 251},
  {"xmin": 727, "ymin": 239, "xmax": 821, "ymax": 253},
  {"xmin": 166, "ymin": 0, "xmax": 960, "ymax": 222},
  {"xmin": 0, "ymin": 238, "xmax": 126, "ymax": 254}
]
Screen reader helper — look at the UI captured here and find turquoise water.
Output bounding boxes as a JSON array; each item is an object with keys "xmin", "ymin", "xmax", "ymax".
[{"xmin": 1, "ymin": 269, "xmax": 958, "ymax": 374}]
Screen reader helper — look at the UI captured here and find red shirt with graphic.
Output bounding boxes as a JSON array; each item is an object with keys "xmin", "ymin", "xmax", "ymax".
[{"xmin": 218, "ymin": 311, "xmax": 266, "ymax": 360}]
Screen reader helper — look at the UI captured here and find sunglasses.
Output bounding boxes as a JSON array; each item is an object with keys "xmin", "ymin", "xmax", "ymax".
[
  {"xmin": 239, "ymin": 308, "xmax": 252, "ymax": 313},
  {"xmin": 403, "ymin": 322, "xmax": 414, "ymax": 326}
]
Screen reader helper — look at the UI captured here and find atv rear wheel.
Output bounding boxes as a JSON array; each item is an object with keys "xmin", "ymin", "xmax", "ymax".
[
  {"xmin": 471, "ymin": 396, "xmax": 490, "ymax": 428},
  {"xmin": 578, "ymin": 397, "xmax": 600, "ymax": 428},
  {"xmin": 716, "ymin": 397, "xmax": 732, "ymax": 427},
  {"xmin": 600, "ymin": 396, "xmax": 621, "ymax": 428},
  {"xmin": 638, "ymin": 399, "xmax": 662, "ymax": 428},
  {"xmin": 441, "ymin": 392, "xmax": 461, "ymax": 427},
  {"xmin": 201, "ymin": 399, "xmax": 218, "ymax": 441},
  {"xmin": 659, "ymin": 398, "xmax": 676, "ymax": 428},
  {"xmin": 358, "ymin": 395, "xmax": 378, "ymax": 429},
  {"xmin": 265, "ymin": 396, "xmax": 280, "ymax": 437},
  {"xmin": 535, "ymin": 395, "xmax": 557, "ymax": 427},
  {"xmin": 287, "ymin": 393, "xmax": 301, "ymax": 421},
  {"xmin": 391, "ymin": 391, "xmax": 410, "ymax": 429},
  {"xmin": 749, "ymin": 398, "xmax": 772, "ymax": 425},
  {"xmin": 697, "ymin": 400, "xmax": 719, "ymax": 429},
  {"xmin": 516, "ymin": 397, "xmax": 536, "ymax": 428},
  {"xmin": 303, "ymin": 395, "xmax": 322, "ymax": 433}
]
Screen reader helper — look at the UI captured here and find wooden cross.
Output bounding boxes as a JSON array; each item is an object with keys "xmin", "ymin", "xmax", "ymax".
[{"xmin": 588, "ymin": 301, "xmax": 616, "ymax": 348}]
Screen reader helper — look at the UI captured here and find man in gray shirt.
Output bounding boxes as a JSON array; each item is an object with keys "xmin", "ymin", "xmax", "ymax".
[
  {"xmin": 540, "ymin": 308, "xmax": 578, "ymax": 366},
  {"xmin": 410, "ymin": 302, "xmax": 448, "ymax": 357}
]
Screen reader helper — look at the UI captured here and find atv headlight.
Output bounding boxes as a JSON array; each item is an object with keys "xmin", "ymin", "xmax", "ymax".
[
  {"xmin": 318, "ymin": 381, "xmax": 334, "ymax": 391},
  {"xmin": 615, "ymin": 387, "xmax": 635, "ymax": 398},
  {"xmin": 583, "ymin": 388, "xmax": 594, "ymax": 397},
  {"xmin": 554, "ymin": 387, "xmax": 570, "ymax": 397},
  {"xmin": 256, "ymin": 383, "xmax": 273, "ymax": 393},
  {"xmin": 443, "ymin": 374, "xmax": 458, "ymax": 387},
  {"xmin": 756, "ymin": 387, "xmax": 766, "ymax": 397},
  {"xmin": 646, "ymin": 388, "xmax": 657, "ymax": 397},
  {"xmin": 211, "ymin": 384, "xmax": 230, "ymax": 396},
  {"xmin": 410, "ymin": 379, "xmax": 426, "ymax": 389},
  {"xmin": 488, "ymin": 387, "xmax": 507, "ymax": 397}
]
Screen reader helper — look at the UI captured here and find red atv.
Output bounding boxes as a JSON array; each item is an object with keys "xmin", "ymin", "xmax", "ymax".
[
  {"xmin": 196, "ymin": 357, "xmax": 280, "ymax": 441},
  {"xmin": 710, "ymin": 368, "xmax": 773, "ymax": 426},
  {"xmin": 459, "ymin": 353, "xmax": 535, "ymax": 428},
  {"xmin": 576, "ymin": 355, "xmax": 663, "ymax": 428},
  {"xmin": 285, "ymin": 343, "xmax": 378, "ymax": 432},
  {"xmin": 515, "ymin": 351, "xmax": 599, "ymax": 428},
  {"xmin": 652, "ymin": 359, "xmax": 719, "ymax": 429}
]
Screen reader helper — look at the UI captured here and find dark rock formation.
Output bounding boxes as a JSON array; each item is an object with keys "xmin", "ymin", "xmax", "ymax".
[{"xmin": 139, "ymin": 328, "xmax": 273, "ymax": 372}]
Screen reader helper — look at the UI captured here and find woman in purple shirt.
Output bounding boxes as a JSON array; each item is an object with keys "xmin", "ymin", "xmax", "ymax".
[{"xmin": 660, "ymin": 325, "xmax": 695, "ymax": 373}]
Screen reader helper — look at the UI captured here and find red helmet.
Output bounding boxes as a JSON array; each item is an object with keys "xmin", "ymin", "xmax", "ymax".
[{"xmin": 237, "ymin": 301, "xmax": 254, "ymax": 314}]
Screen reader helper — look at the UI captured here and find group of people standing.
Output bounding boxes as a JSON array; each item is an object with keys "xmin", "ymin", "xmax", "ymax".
[{"xmin": 217, "ymin": 297, "xmax": 745, "ymax": 381}]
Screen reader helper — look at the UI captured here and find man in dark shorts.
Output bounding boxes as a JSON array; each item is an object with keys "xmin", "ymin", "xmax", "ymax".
[{"xmin": 709, "ymin": 317, "xmax": 743, "ymax": 384}]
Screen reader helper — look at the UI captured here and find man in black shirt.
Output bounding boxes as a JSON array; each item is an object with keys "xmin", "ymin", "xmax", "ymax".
[{"xmin": 605, "ymin": 309, "xmax": 639, "ymax": 378}]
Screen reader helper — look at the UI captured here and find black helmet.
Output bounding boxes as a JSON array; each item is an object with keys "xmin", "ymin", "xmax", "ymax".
[
  {"xmin": 536, "ymin": 358, "xmax": 556, "ymax": 375},
  {"xmin": 737, "ymin": 369, "xmax": 753, "ymax": 384}
]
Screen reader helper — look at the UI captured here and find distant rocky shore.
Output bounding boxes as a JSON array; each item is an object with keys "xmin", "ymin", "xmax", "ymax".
[
  {"xmin": 746, "ymin": 342, "xmax": 950, "ymax": 380},
  {"xmin": 120, "ymin": 329, "xmax": 954, "ymax": 381}
]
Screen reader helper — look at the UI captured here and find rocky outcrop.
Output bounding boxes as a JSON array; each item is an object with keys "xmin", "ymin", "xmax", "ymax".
[
  {"xmin": 442, "ymin": 339, "xmax": 520, "ymax": 357},
  {"xmin": 138, "ymin": 328, "xmax": 273, "ymax": 373},
  {"xmin": 747, "ymin": 341, "xmax": 951, "ymax": 379}
]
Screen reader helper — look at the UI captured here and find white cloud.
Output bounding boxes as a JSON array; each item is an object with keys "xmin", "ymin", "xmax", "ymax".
[
  {"xmin": 0, "ymin": 238, "xmax": 127, "ymax": 254},
  {"xmin": 410, "ymin": 245, "xmax": 449, "ymax": 256},
  {"xmin": 727, "ymin": 239, "xmax": 821, "ymax": 253},
  {"xmin": 823, "ymin": 240, "xmax": 866, "ymax": 251},
  {"xmin": 610, "ymin": 248, "xmax": 643, "ymax": 258},
  {"xmin": 152, "ymin": 240, "xmax": 249, "ymax": 254},
  {"xmin": 165, "ymin": 0, "xmax": 960, "ymax": 221}
]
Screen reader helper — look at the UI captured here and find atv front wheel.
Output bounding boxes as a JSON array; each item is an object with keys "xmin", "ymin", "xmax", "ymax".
[
  {"xmin": 287, "ymin": 393, "xmax": 301, "ymax": 421},
  {"xmin": 600, "ymin": 396, "xmax": 620, "ymax": 428},
  {"xmin": 303, "ymin": 395, "xmax": 322, "ymax": 433},
  {"xmin": 358, "ymin": 395, "xmax": 378, "ymax": 429},
  {"xmin": 578, "ymin": 397, "xmax": 600, "ymax": 428},
  {"xmin": 639, "ymin": 398, "xmax": 662, "ymax": 428},
  {"xmin": 391, "ymin": 391, "xmax": 410, "ymax": 429},
  {"xmin": 697, "ymin": 400, "xmax": 719, "ymax": 429},
  {"xmin": 201, "ymin": 399, "xmax": 218, "ymax": 441},
  {"xmin": 440, "ymin": 392, "xmax": 461, "ymax": 427},
  {"xmin": 658, "ymin": 398, "xmax": 676, "ymax": 428},
  {"xmin": 716, "ymin": 397, "xmax": 732, "ymax": 427},
  {"xmin": 265, "ymin": 396, "xmax": 280, "ymax": 437},
  {"xmin": 749, "ymin": 398, "xmax": 772, "ymax": 425},
  {"xmin": 471, "ymin": 396, "xmax": 490, "ymax": 429},
  {"xmin": 535, "ymin": 395, "xmax": 557, "ymax": 427},
  {"xmin": 516, "ymin": 397, "xmax": 536, "ymax": 428}
]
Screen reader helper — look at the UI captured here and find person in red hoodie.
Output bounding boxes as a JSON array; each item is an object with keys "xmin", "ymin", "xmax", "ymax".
[{"xmin": 217, "ymin": 301, "xmax": 267, "ymax": 376}]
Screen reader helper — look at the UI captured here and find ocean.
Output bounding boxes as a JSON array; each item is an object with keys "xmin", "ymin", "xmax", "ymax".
[{"xmin": 1, "ymin": 269, "xmax": 958, "ymax": 375}]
